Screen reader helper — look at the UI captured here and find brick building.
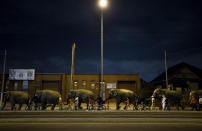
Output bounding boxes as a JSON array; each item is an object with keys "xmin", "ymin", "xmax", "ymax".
[{"xmin": 0, "ymin": 74, "xmax": 141, "ymax": 101}]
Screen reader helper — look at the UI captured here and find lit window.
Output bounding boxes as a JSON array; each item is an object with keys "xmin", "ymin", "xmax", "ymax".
[
  {"xmin": 74, "ymin": 81, "xmax": 78, "ymax": 89},
  {"xmin": 82, "ymin": 80, "xmax": 87, "ymax": 88},
  {"xmin": 90, "ymin": 81, "xmax": 96, "ymax": 90}
]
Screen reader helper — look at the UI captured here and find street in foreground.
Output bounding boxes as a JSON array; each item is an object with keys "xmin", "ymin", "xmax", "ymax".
[{"xmin": 0, "ymin": 111, "xmax": 202, "ymax": 131}]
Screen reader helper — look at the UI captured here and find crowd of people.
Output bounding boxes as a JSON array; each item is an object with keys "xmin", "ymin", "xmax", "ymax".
[
  {"xmin": 66, "ymin": 95, "xmax": 202, "ymax": 111},
  {"xmin": 190, "ymin": 95, "xmax": 202, "ymax": 111},
  {"xmin": 159, "ymin": 95, "xmax": 202, "ymax": 111}
]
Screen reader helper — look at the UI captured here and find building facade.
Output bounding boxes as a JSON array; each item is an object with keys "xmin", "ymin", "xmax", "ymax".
[{"xmin": 0, "ymin": 74, "xmax": 141, "ymax": 101}]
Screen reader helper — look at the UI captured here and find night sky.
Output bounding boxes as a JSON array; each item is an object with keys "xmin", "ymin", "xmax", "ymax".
[{"xmin": 0, "ymin": 0, "xmax": 202, "ymax": 81}]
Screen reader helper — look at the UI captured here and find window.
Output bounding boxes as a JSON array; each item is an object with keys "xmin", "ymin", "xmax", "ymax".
[
  {"xmin": 90, "ymin": 80, "xmax": 96, "ymax": 90},
  {"xmin": 91, "ymin": 83, "xmax": 95, "ymax": 89},
  {"xmin": 82, "ymin": 80, "xmax": 87, "ymax": 89},
  {"xmin": 74, "ymin": 81, "xmax": 78, "ymax": 89}
]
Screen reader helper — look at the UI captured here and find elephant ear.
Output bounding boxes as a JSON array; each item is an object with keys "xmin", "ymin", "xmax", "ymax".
[
  {"xmin": 114, "ymin": 90, "xmax": 118, "ymax": 96},
  {"xmin": 153, "ymin": 88, "xmax": 158, "ymax": 94}
]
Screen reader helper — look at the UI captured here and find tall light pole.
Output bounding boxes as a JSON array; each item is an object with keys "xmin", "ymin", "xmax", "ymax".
[
  {"xmin": 98, "ymin": 0, "xmax": 108, "ymax": 104},
  {"xmin": 0, "ymin": 50, "xmax": 7, "ymax": 109},
  {"xmin": 70, "ymin": 42, "xmax": 76, "ymax": 91},
  {"xmin": 164, "ymin": 50, "xmax": 168, "ymax": 89}
]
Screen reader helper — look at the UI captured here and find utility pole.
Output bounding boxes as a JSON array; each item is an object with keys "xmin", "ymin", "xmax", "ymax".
[
  {"xmin": 98, "ymin": 0, "xmax": 108, "ymax": 109},
  {"xmin": 0, "ymin": 50, "xmax": 7, "ymax": 108},
  {"xmin": 70, "ymin": 43, "xmax": 76, "ymax": 91},
  {"xmin": 164, "ymin": 50, "xmax": 168, "ymax": 89},
  {"xmin": 100, "ymin": 9, "xmax": 104, "ymax": 100}
]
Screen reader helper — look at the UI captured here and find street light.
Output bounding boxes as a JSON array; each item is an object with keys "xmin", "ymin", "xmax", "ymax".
[
  {"xmin": 99, "ymin": 0, "xmax": 108, "ymax": 8},
  {"xmin": 98, "ymin": 0, "xmax": 108, "ymax": 109}
]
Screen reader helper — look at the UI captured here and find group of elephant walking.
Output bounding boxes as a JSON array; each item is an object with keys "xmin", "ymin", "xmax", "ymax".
[
  {"xmin": 1, "ymin": 88, "xmax": 202, "ymax": 111},
  {"xmin": 0, "ymin": 89, "xmax": 139, "ymax": 111},
  {"xmin": 1, "ymin": 90, "xmax": 62, "ymax": 111}
]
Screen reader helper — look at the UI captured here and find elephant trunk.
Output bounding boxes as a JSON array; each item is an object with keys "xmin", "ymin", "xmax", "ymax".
[
  {"xmin": 66, "ymin": 96, "xmax": 70, "ymax": 104},
  {"xmin": 1, "ymin": 93, "xmax": 9, "ymax": 110},
  {"xmin": 106, "ymin": 95, "xmax": 114, "ymax": 100},
  {"xmin": 105, "ymin": 97, "xmax": 110, "ymax": 102}
]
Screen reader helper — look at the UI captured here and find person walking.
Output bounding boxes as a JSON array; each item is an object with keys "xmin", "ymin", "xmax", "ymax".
[
  {"xmin": 162, "ymin": 95, "xmax": 167, "ymax": 111},
  {"xmin": 190, "ymin": 96, "xmax": 197, "ymax": 111},
  {"xmin": 124, "ymin": 97, "xmax": 130, "ymax": 110},
  {"xmin": 74, "ymin": 97, "xmax": 79, "ymax": 110},
  {"xmin": 198, "ymin": 96, "xmax": 202, "ymax": 111},
  {"xmin": 88, "ymin": 98, "xmax": 93, "ymax": 110},
  {"xmin": 134, "ymin": 96, "xmax": 139, "ymax": 110},
  {"xmin": 106, "ymin": 100, "xmax": 110, "ymax": 110},
  {"xmin": 165, "ymin": 97, "xmax": 170, "ymax": 110},
  {"xmin": 33, "ymin": 94, "xmax": 39, "ymax": 111},
  {"xmin": 151, "ymin": 95, "xmax": 155, "ymax": 107},
  {"xmin": 67, "ymin": 99, "xmax": 73, "ymax": 110},
  {"xmin": 97, "ymin": 96, "xmax": 103, "ymax": 110}
]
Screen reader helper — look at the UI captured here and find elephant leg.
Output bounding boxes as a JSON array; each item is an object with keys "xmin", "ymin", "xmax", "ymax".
[
  {"xmin": 26, "ymin": 100, "xmax": 32, "ymax": 111},
  {"xmin": 18, "ymin": 104, "xmax": 22, "ymax": 110},
  {"xmin": 38, "ymin": 105, "xmax": 41, "ymax": 110},
  {"xmin": 78, "ymin": 103, "xmax": 82, "ymax": 110},
  {"xmin": 181, "ymin": 105, "xmax": 184, "ymax": 110},
  {"xmin": 176, "ymin": 104, "xmax": 179, "ymax": 111},
  {"xmin": 87, "ymin": 103, "xmax": 89, "ymax": 110},
  {"xmin": 116, "ymin": 101, "xmax": 121, "ymax": 110},
  {"xmin": 11, "ymin": 103, "xmax": 15, "ymax": 111},
  {"xmin": 42, "ymin": 103, "xmax": 47, "ymax": 110},
  {"xmin": 179, "ymin": 103, "xmax": 184, "ymax": 110},
  {"xmin": 34, "ymin": 104, "xmax": 37, "ymax": 111},
  {"xmin": 124, "ymin": 104, "xmax": 127, "ymax": 110},
  {"xmin": 1, "ymin": 101, "xmax": 7, "ymax": 110}
]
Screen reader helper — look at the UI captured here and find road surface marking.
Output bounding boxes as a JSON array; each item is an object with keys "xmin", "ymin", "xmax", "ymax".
[{"xmin": 0, "ymin": 122, "xmax": 202, "ymax": 126}]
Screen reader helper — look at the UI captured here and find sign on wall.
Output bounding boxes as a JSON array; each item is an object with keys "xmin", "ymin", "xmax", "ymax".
[
  {"xmin": 9, "ymin": 69, "xmax": 35, "ymax": 80},
  {"xmin": 106, "ymin": 83, "xmax": 116, "ymax": 89}
]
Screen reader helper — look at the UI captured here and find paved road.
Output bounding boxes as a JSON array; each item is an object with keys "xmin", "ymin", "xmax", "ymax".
[
  {"xmin": 1, "ymin": 111, "xmax": 202, "ymax": 118},
  {"xmin": 0, "ymin": 111, "xmax": 202, "ymax": 131},
  {"xmin": 0, "ymin": 123, "xmax": 202, "ymax": 131}
]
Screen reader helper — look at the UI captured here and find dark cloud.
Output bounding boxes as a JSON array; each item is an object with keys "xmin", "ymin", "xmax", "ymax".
[{"xmin": 0, "ymin": 0, "xmax": 202, "ymax": 81}]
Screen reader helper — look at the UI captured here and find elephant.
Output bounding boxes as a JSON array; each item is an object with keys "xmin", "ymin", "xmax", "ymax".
[
  {"xmin": 32, "ymin": 90, "xmax": 62, "ymax": 110},
  {"xmin": 1, "ymin": 91, "xmax": 31, "ymax": 111},
  {"xmin": 66, "ymin": 89, "xmax": 94, "ymax": 110},
  {"xmin": 189, "ymin": 90, "xmax": 202, "ymax": 99},
  {"xmin": 106, "ymin": 89, "xmax": 136, "ymax": 110},
  {"xmin": 152, "ymin": 88, "xmax": 185, "ymax": 110}
]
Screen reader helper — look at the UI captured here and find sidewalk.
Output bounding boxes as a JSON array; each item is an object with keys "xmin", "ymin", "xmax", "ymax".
[{"xmin": 1, "ymin": 102, "xmax": 195, "ymax": 111}]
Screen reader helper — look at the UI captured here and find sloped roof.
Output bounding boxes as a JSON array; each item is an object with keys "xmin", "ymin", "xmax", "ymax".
[{"xmin": 152, "ymin": 62, "xmax": 202, "ymax": 82}]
